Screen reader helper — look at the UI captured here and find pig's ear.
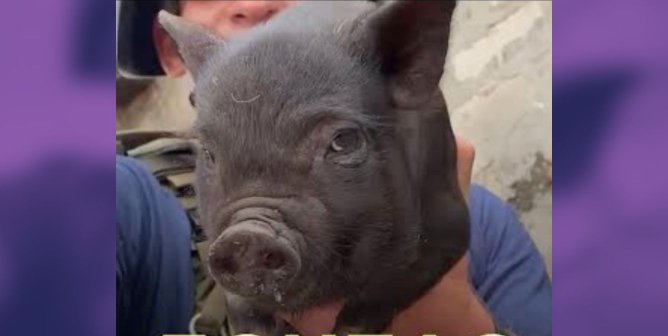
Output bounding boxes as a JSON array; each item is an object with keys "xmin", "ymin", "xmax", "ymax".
[
  {"xmin": 157, "ymin": 10, "xmax": 223, "ymax": 78},
  {"xmin": 362, "ymin": 1, "xmax": 457, "ymax": 107}
]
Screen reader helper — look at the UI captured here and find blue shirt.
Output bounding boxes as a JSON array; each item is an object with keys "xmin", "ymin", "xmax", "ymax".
[{"xmin": 468, "ymin": 185, "xmax": 552, "ymax": 335}]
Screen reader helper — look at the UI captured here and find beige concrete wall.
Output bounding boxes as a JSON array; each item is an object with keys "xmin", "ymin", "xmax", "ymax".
[
  {"xmin": 117, "ymin": 0, "xmax": 553, "ymax": 274},
  {"xmin": 444, "ymin": 1, "xmax": 552, "ymax": 274}
]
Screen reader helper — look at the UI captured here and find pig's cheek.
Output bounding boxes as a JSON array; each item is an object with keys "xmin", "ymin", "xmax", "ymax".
[
  {"xmin": 282, "ymin": 199, "xmax": 333, "ymax": 264},
  {"xmin": 196, "ymin": 187, "xmax": 226, "ymax": 238}
]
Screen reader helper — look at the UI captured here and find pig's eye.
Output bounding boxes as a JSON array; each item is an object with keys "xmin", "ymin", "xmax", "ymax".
[
  {"xmin": 330, "ymin": 129, "xmax": 362, "ymax": 154},
  {"xmin": 201, "ymin": 147, "xmax": 215, "ymax": 163},
  {"xmin": 327, "ymin": 128, "xmax": 367, "ymax": 167}
]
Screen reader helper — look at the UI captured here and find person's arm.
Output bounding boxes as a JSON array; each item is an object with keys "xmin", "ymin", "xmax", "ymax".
[
  {"xmin": 116, "ymin": 156, "xmax": 194, "ymax": 336},
  {"xmin": 468, "ymin": 185, "xmax": 552, "ymax": 336}
]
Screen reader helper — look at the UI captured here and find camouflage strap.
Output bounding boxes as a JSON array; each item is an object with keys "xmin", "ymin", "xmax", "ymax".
[
  {"xmin": 116, "ymin": 130, "xmax": 187, "ymax": 154},
  {"xmin": 117, "ymin": 130, "xmax": 230, "ymax": 336}
]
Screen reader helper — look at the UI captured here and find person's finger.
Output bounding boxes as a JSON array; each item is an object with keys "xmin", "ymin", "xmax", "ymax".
[
  {"xmin": 455, "ymin": 136, "xmax": 475, "ymax": 202},
  {"xmin": 276, "ymin": 301, "xmax": 344, "ymax": 336}
]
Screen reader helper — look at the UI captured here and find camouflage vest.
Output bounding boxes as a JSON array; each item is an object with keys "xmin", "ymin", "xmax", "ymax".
[{"xmin": 117, "ymin": 130, "xmax": 231, "ymax": 336}]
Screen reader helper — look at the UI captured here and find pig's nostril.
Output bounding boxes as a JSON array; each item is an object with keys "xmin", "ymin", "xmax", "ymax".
[
  {"xmin": 212, "ymin": 255, "xmax": 238, "ymax": 274},
  {"xmin": 209, "ymin": 221, "xmax": 302, "ymax": 298},
  {"xmin": 261, "ymin": 250, "xmax": 285, "ymax": 270}
]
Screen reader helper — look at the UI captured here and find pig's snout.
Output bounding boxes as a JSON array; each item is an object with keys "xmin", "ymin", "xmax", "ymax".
[{"xmin": 208, "ymin": 218, "xmax": 301, "ymax": 298}]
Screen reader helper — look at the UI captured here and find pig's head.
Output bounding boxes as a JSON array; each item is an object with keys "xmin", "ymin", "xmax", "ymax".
[{"xmin": 159, "ymin": 1, "xmax": 468, "ymax": 312}]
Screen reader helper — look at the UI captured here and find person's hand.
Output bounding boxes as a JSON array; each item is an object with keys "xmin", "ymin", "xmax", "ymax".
[
  {"xmin": 386, "ymin": 256, "xmax": 494, "ymax": 336},
  {"xmin": 278, "ymin": 136, "xmax": 494, "ymax": 336},
  {"xmin": 455, "ymin": 136, "xmax": 475, "ymax": 202}
]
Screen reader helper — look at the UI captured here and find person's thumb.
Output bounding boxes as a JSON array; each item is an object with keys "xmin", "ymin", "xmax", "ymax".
[{"xmin": 455, "ymin": 136, "xmax": 475, "ymax": 202}]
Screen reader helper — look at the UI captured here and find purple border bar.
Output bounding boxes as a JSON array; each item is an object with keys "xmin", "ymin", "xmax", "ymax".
[
  {"xmin": 0, "ymin": 0, "xmax": 115, "ymax": 174},
  {"xmin": 1, "ymin": 0, "xmax": 668, "ymax": 335},
  {"xmin": 554, "ymin": 0, "xmax": 668, "ymax": 335},
  {"xmin": 0, "ymin": 0, "xmax": 115, "ymax": 335}
]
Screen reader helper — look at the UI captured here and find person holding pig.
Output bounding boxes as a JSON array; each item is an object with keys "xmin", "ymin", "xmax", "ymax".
[{"xmin": 116, "ymin": 1, "xmax": 551, "ymax": 336}]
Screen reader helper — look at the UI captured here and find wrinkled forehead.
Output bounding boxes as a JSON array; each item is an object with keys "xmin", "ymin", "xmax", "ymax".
[{"xmin": 193, "ymin": 34, "xmax": 381, "ymax": 141}]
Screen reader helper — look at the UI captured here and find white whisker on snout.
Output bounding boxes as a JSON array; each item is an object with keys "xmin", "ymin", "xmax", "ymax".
[{"xmin": 230, "ymin": 92, "xmax": 261, "ymax": 104}]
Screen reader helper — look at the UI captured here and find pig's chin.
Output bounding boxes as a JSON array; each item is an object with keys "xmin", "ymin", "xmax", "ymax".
[
  {"xmin": 224, "ymin": 275, "xmax": 334, "ymax": 312},
  {"xmin": 279, "ymin": 284, "xmax": 348, "ymax": 313}
]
